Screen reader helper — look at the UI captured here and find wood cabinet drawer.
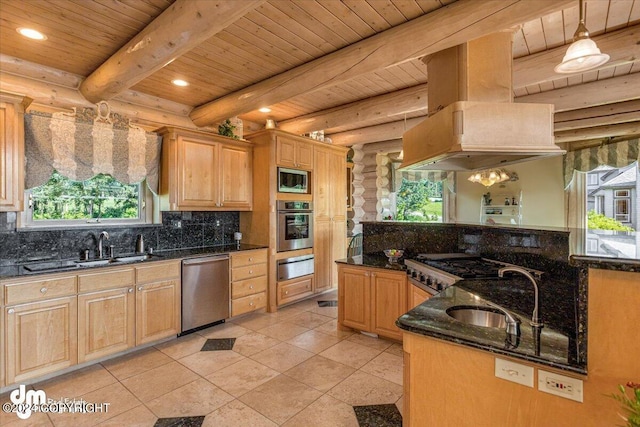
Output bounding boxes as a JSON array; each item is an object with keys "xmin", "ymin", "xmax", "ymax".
[
  {"xmin": 231, "ymin": 291, "xmax": 266, "ymax": 317},
  {"xmin": 136, "ymin": 260, "xmax": 181, "ymax": 284},
  {"xmin": 277, "ymin": 276, "xmax": 313, "ymax": 306},
  {"xmin": 4, "ymin": 275, "xmax": 77, "ymax": 305},
  {"xmin": 78, "ymin": 267, "xmax": 135, "ymax": 293},
  {"xmin": 231, "ymin": 250, "xmax": 267, "ymax": 268},
  {"xmin": 231, "ymin": 263, "xmax": 267, "ymax": 282},
  {"xmin": 232, "ymin": 276, "xmax": 267, "ymax": 299}
]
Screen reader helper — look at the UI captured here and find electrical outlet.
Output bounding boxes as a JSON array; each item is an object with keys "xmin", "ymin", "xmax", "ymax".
[
  {"xmin": 171, "ymin": 220, "xmax": 182, "ymax": 228},
  {"xmin": 538, "ymin": 370, "xmax": 583, "ymax": 402},
  {"xmin": 495, "ymin": 358, "xmax": 534, "ymax": 387}
]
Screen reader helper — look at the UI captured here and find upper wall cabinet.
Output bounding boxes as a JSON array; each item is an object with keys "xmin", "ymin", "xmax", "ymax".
[
  {"xmin": 276, "ymin": 135, "xmax": 313, "ymax": 170},
  {"xmin": 158, "ymin": 127, "xmax": 252, "ymax": 211},
  {"xmin": 0, "ymin": 92, "xmax": 28, "ymax": 212}
]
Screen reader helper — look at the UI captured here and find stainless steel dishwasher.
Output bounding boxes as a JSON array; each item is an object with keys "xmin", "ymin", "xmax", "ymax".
[{"xmin": 181, "ymin": 254, "xmax": 230, "ymax": 334}]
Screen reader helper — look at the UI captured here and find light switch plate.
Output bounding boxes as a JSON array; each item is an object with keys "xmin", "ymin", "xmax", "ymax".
[
  {"xmin": 538, "ymin": 370, "xmax": 584, "ymax": 402},
  {"xmin": 495, "ymin": 358, "xmax": 534, "ymax": 387}
]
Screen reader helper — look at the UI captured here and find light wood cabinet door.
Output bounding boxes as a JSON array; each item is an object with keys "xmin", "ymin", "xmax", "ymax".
[
  {"xmin": 0, "ymin": 94, "xmax": 25, "ymax": 212},
  {"xmin": 136, "ymin": 279, "xmax": 180, "ymax": 346},
  {"xmin": 371, "ymin": 270, "xmax": 406, "ymax": 340},
  {"xmin": 314, "ymin": 219, "xmax": 332, "ymax": 292},
  {"xmin": 78, "ymin": 287, "xmax": 135, "ymax": 363},
  {"xmin": 314, "ymin": 147, "xmax": 332, "ymax": 220},
  {"xmin": 276, "ymin": 136, "xmax": 313, "ymax": 170},
  {"xmin": 5, "ymin": 296, "xmax": 77, "ymax": 384},
  {"xmin": 220, "ymin": 144, "xmax": 252, "ymax": 210},
  {"xmin": 329, "ymin": 149, "xmax": 347, "ymax": 221},
  {"xmin": 338, "ymin": 266, "xmax": 371, "ymax": 331},
  {"xmin": 178, "ymin": 136, "xmax": 220, "ymax": 208},
  {"xmin": 408, "ymin": 283, "xmax": 432, "ymax": 310}
]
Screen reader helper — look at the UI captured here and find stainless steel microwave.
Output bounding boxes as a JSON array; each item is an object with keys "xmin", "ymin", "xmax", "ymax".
[{"xmin": 278, "ymin": 167, "xmax": 310, "ymax": 194}]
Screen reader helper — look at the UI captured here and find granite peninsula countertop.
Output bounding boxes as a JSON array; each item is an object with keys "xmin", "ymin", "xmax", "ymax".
[
  {"xmin": 0, "ymin": 243, "xmax": 268, "ymax": 279},
  {"xmin": 397, "ymin": 277, "xmax": 586, "ymax": 375},
  {"xmin": 335, "ymin": 254, "xmax": 407, "ymax": 271}
]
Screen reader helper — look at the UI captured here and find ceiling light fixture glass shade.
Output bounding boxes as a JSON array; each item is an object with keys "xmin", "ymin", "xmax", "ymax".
[
  {"xmin": 468, "ymin": 169, "xmax": 512, "ymax": 187},
  {"xmin": 171, "ymin": 79, "xmax": 189, "ymax": 87},
  {"xmin": 17, "ymin": 27, "xmax": 47, "ymax": 40},
  {"xmin": 259, "ymin": 107, "xmax": 272, "ymax": 113},
  {"xmin": 554, "ymin": 0, "xmax": 609, "ymax": 74}
]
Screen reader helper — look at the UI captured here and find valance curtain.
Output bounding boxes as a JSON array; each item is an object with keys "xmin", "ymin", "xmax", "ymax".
[
  {"xmin": 24, "ymin": 109, "xmax": 162, "ymax": 193},
  {"xmin": 393, "ymin": 168, "xmax": 455, "ymax": 193},
  {"xmin": 563, "ymin": 138, "xmax": 639, "ymax": 188}
]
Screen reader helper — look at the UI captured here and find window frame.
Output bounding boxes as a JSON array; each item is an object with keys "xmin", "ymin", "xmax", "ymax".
[
  {"xmin": 613, "ymin": 189, "xmax": 631, "ymax": 223},
  {"xmin": 19, "ymin": 178, "xmax": 156, "ymax": 229}
]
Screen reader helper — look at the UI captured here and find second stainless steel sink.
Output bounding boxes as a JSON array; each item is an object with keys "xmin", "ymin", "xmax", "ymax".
[{"xmin": 446, "ymin": 305, "xmax": 508, "ymax": 328}]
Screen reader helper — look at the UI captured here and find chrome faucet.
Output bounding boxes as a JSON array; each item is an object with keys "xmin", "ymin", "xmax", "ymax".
[
  {"xmin": 97, "ymin": 231, "xmax": 110, "ymax": 259},
  {"xmin": 486, "ymin": 300, "xmax": 521, "ymax": 336},
  {"xmin": 498, "ymin": 266, "xmax": 543, "ymax": 329}
]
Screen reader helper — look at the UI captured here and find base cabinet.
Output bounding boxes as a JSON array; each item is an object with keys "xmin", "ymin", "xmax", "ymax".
[
  {"xmin": 277, "ymin": 276, "xmax": 314, "ymax": 306},
  {"xmin": 408, "ymin": 283, "xmax": 432, "ymax": 310},
  {"xmin": 135, "ymin": 261, "xmax": 181, "ymax": 346},
  {"xmin": 136, "ymin": 280, "xmax": 180, "ymax": 345},
  {"xmin": 78, "ymin": 287, "xmax": 135, "ymax": 363},
  {"xmin": 338, "ymin": 265, "xmax": 406, "ymax": 340},
  {"xmin": 230, "ymin": 249, "xmax": 268, "ymax": 316},
  {"xmin": 5, "ymin": 296, "xmax": 78, "ymax": 385}
]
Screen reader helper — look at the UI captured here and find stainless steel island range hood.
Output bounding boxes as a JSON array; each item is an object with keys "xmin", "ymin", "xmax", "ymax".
[{"xmin": 400, "ymin": 32, "xmax": 564, "ymax": 171}]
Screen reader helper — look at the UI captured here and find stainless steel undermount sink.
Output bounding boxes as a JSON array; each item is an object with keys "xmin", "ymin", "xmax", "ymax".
[
  {"xmin": 446, "ymin": 305, "xmax": 508, "ymax": 328},
  {"xmin": 76, "ymin": 259, "xmax": 113, "ymax": 267},
  {"xmin": 112, "ymin": 254, "xmax": 158, "ymax": 263}
]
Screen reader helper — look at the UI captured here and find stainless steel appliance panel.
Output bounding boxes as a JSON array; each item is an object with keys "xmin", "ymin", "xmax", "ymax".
[
  {"xmin": 278, "ymin": 168, "xmax": 310, "ymax": 194},
  {"xmin": 277, "ymin": 255, "xmax": 314, "ymax": 281},
  {"xmin": 181, "ymin": 255, "xmax": 230, "ymax": 333},
  {"xmin": 277, "ymin": 201, "xmax": 313, "ymax": 252}
]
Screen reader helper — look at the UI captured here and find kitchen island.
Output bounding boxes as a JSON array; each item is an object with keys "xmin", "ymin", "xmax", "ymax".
[{"xmin": 399, "ymin": 259, "xmax": 639, "ymax": 427}]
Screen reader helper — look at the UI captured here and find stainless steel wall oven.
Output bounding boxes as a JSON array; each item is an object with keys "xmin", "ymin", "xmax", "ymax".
[{"xmin": 277, "ymin": 200, "xmax": 313, "ymax": 252}]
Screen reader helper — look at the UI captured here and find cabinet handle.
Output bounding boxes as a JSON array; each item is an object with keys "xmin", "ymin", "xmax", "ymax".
[
  {"xmin": 8, "ymin": 308, "xmax": 15, "ymax": 314},
  {"xmin": 40, "ymin": 287, "xmax": 48, "ymax": 294},
  {"xmin": 138, "ymin": 286, "xmax": 143, "ymax": 291},
  {"xmin": 249, "ymin": 270, "xmax": 253, "ymax": 274},
  {"xmin": 249, "ymin": 302, "xmax": 254, "ymax": 306},
  {"xmin": 285, "ymin": 291, "xmax": 289, "ymax": 295},
  {"xmin": 248, "ymin": 257, "xmax": 253, "ymax": 261},
  {"xmin": 371, "ymin": 273, "xmax": 376, "ymax": 277},
  {"xmin": 365, "ymin": 272, "xmax": 369, "ymax": 277},
  {"xmin": 249, "ymin": 285, "xmax": 254, "ymax": 289},
  {"xmin": 128, "ymin": 288, "xmax": 134, "ymax": 293}
]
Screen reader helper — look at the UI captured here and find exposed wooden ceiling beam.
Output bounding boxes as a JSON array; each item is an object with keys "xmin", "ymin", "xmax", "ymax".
[
  {"xmin": 555, "ymin": 122, "xmax": 640, "ymax": 143},
  {"xmin": 266, "ymin": 27, "xmax": 639, "ymax": 136},
  {"xmin": 0, "ymin": 71, "xmax": 198, "ymax": 129},
  {"xmin": 554, "ymin": 99, "xmax": 640, "ymax": 123},
  {"xmin": 278, "ymin": 84, "xmax": 428, "ymax": 135},
  {"xmin": 79, "ymin": 0, "xmax": 265, "ymax": 104},
  {"xmin": 190, "ymin": 0, "xmax": 573, "ymax": 127},
  {"xmin": 513, "ymin": 24, "xmax": 640, "ymax": 88},
  {"xmin": 516, "ymin": 73, "xmax": 640, "ymax": 112},
  {"xmin": 329, "ymin": 118, "xmax": 424, "ymax": 146}
]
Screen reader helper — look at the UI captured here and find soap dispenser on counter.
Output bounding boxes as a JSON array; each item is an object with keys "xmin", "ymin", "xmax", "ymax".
[{"xmin": 135, "ymin": 234, "xmax": 145, "ymax": 254}]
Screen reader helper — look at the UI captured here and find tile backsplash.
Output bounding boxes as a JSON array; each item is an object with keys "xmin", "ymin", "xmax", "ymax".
[{"xmin": 0, "ymin": 211, "xmax": 239, "ymax": 276}]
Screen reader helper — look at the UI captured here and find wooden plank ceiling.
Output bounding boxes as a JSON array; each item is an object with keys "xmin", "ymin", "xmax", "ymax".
[{"xmin": 0, "ymin": 0, "xmax": 639, "ymax": 150}]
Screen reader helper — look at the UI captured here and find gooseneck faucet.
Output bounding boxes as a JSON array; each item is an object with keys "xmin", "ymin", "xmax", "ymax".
[
  {"xmin": 498, "ymin": 266, "xmax": 543, "ymax": 329},
  {"xmin": 98, "ymin": 231, "xmax": 110, "ymax": 259}
]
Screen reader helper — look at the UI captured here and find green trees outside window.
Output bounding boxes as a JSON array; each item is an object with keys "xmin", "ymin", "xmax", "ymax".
[
  {"xmin": 30, "ymin": 171, "xmax": 140, "ymax": 221},
  {"xmin": 395, "ymin": 178, "xmax": 443, "ymax": 222}
]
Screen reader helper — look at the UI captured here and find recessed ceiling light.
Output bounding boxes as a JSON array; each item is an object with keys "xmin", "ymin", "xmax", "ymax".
[
  {"xmin": 172, "ymin": 79, "xmax": 189, "ymax": 87},
  {"xmin": 17, "ymin": 27, "xmax": 47, "ymax": 40},
  {"xmin": 259, "ymin": 107, "xmax": 272, "ymax": 113}
]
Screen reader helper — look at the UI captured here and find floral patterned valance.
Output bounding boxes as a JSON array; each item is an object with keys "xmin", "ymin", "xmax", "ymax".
[
  {"xmin": 24, "ymin": 108, "xmax": 162, "ymax": 192},
  {"xmin": 393, "ymin": 167, "xmax": 455, "ymax": 193},
  {"xmin": 563, "ymin": 138, "xmax": 639, "ymax": 188}
]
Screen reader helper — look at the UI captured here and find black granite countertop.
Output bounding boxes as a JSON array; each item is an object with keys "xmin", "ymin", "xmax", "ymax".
[
  {"xmin": 569, "ymin": 254, "xmax": 640, "ymax": 273},
  {"xmin": 0, "ymin": 243, "xmax": 268, "ymax": 279},
  {"xmin": 397, "ymin": 277, "xmax": 586, "ymax": 375},
  {"xmin": 335, "ymin": 254, "xmax": 407, "ymax": 271}
]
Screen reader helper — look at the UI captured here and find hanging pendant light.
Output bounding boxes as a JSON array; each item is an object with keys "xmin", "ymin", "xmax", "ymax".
[{"xmin": 555, "ymin": 0, "xmax": 609, "ymax": 74}]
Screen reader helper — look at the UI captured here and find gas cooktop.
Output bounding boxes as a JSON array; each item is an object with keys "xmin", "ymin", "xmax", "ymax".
[{"xmin": 404, "ymin": 253, "xmax": 542, "ymax": 295}]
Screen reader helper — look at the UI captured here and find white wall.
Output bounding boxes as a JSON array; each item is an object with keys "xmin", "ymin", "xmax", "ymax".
[{"xmin": 456, "ymin": 156, "xmax": 566, "ymax": 227}]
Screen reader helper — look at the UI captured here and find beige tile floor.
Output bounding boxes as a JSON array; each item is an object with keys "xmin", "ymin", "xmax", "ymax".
[{"xmin": 1, "ymin": 290, "xmax": 404, "ymax": 426}]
